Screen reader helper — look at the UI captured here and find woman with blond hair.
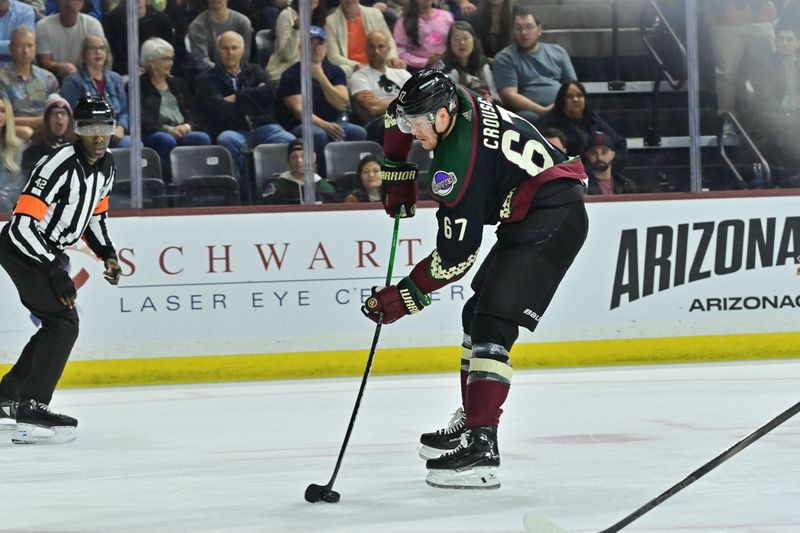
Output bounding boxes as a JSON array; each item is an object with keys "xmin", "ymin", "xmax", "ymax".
[{"xmin": 0, "ymin": 97, "xmax": 25, "ymax": 213}]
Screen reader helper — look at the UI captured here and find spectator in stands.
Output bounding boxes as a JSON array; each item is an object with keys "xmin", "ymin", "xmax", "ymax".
[
  {"xmin": 538, "ymin": 80, "xmax": 625, "ymax": 158},
  {"xmin": 139, "ymin": 37, "xmax": 212, "ymax": 181},
  {"xmin": 442, "ymin": 20, "xmax": 498, "ymax": 101},
  {"xmin": 0, "ymin": 96, "xmax": 23, "ymax": 213},
  {"xmin": 0, "ymin": 27, "xmax": 60, "ymax": 142},
  {"xmin": 467, "ymin": 0, "xmax": 514, "ymax": 60},
  {"xmin": 44, "ymin": 0, "xmax": 104, "ymax": 20},
  {"xmin": 278, "ymin": 26, "xmax": 367, "ymax": 174},
  {"xmin": 21, "ymin": 93, "xmax": 74, "ymax": 176},
  {"xmin": 104, "ymin": 0, "xmax": 176, "ymax": 76},
  {"xmin": 251, "ymin": 0, "xmax": 286, "ymax": 33},
  {"xmin": 202, "ymin": 31, "xmax": 294, "ymax": 195},
  {"xmin": 17, "ymin": 0, "xmax": 44, "ymax": 18},
  {"xmin": 35, "ymin": 0, "xmax": 106, "ymax": 80},
  {"xmin": 343, "ymin": 153, "xmax": 383, "ymax": 202},
  {"xmin": 187, "ymin": 0, "xmax": 252, "ymax": 77},
  {"xmin": 60, "ymin": 34, "xmax": 131, "ymax": 148},
  {"xmin": 359, "ymin": 0, "xmax": 401, "ymax": 31},
  {"xmin": 583, "ymin": 131, "xmax": 635, "ymax": 195},
  {"xmin": 393, "ymin": 0, "xmax": 453, "ymax": 72},
  {"xmin": 262, "ymin": 138, "xmax": 338, "ymax": 204},
  {"xmin": 704, "ymin": 0, "xmax": 776, "ymax": 137},
  {"xmin": 266, "ymin": 0, "xmax": 327, "ymax": 82},
  {"xmin": 325, "ymin": 0, "xmax": 403, "ymax": 78},
  {"xmin": 540, "ymin": 126, "xmax": 566, "ymax": 153},
  {"xmin": 0, "ymin": 0, "xmax": 35, "ymax": 64},
  {"xmin": 452, "ymin": 0, "xmax": 476, "ymax": 20},
  {"xmin": 743, "ymin": 20, "xmax": 800, "ymax": 185},
  {"xmin": 349, "ymin": 29, "xmax": 411, "ymax": 143},
  {"xmin": 493, "ymin": 6, "xmax": 576, "ymax": 122}
]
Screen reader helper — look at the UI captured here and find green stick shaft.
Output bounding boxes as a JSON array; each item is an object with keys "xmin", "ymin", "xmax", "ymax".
[
  {"xmin": 317, "ymin": 211, "xmax": 402, "ymax": 495},
  {"xmin": 385, "ymin": 211, "xmax": 401, "ymax": 286}
]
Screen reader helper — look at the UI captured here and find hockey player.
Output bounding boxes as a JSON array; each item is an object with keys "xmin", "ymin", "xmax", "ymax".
[
  {"xmin": 361, "ymin": 70, "xmax": 588, "ymax": 489},
  {"xmin": 0, "ymin": 95, "xmax": 121, "ymax": 444}
]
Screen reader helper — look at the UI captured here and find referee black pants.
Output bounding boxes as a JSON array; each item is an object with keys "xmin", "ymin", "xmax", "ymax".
[{"xmin": 0, "ymin": 227, "xmax": 79, "ymax": 405}]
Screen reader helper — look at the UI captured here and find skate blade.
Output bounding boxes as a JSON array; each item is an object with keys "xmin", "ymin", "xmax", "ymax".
[
  {"xmin": 418, "ymin": 445, "xmax": 453, "ymax": 460},
  {"xmin": 425, "ymin": 466, "xmax": 500, "ymax": 490},
  {"xmin": 12, "ymin": 423, "xmax": 77, "ymax": 445}
]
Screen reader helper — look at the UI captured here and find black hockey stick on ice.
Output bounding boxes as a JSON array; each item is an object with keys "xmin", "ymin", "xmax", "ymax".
[
  {"xmin": 524, "ymin": 400, "xmax": 800, "ymax": 533},
  {"xmin": 305, "ymin": 211, "xmax": 401, "ymax": 504}
]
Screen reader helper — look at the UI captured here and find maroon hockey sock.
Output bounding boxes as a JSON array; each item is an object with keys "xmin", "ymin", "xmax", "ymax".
[{"xmin": 465, "ymin": 379, "xmax": 509, "ymax": 428}]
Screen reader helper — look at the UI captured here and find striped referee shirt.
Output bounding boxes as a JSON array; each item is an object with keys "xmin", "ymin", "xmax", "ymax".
[{"xmin": 7, "ymin": 142, "xmax": 116, "ymax": 267}]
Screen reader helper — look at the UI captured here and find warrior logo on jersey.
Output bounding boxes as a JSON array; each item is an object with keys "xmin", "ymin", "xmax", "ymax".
[{"xmin": 431, "ymin": 170, "xmax": 458, "ymax": 196}]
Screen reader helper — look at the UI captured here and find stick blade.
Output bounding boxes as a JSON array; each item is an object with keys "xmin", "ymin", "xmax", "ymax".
[{"xmin": 523, "ymin": 512, "xmax": 574, "ymax": 533}]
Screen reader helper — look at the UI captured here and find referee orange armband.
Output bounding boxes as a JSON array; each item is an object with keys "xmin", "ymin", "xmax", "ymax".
[{"xmin": 14, "ymin": 194, "xmax": 48, "ymax": 221}]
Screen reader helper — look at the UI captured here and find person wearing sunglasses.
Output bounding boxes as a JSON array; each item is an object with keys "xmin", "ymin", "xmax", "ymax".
[{"xmin": 349, "ymin": 29, "xmax": 411, "ymax": 143}]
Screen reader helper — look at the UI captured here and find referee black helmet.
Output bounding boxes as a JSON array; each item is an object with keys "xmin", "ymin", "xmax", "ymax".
[{"xmin": 74, "ymin": 96, "xmax": 116, "ymax": 136}]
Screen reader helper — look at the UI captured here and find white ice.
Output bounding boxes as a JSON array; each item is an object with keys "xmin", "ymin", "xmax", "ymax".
[{"xmin": 1, "ymin": 359, "xmax": 798, "ymax": 533}]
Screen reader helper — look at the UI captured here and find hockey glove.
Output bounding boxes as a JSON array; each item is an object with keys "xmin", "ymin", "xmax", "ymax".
[
  {"xmin": 382, "ymin": 102, "xmax": 418, "ymax": 218},
  {"xmin": 381, "ymin": 158, "xmax": 418, "ymax": 218},
  {"xmin": 47, "ymin": 259, "xmax": 76, "ymax": 309},
  {"xmin": 361, "ymin": 277, "xmax": 431, "ymax": 324}
]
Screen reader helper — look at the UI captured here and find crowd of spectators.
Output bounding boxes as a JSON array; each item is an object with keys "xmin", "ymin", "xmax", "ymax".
[{"xmin": 0, "ymin": 0, "xmax": 797, "ymax": 211}]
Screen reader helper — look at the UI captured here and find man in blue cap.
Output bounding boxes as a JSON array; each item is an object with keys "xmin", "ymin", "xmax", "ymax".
[{"xmin": 278, "ymin": 24, "xmax": 367, "ymax": 176}]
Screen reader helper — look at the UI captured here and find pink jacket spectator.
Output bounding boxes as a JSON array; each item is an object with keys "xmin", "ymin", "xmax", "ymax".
[{"xmin": 393, "ymin": 9, "xmax": 454, "ymax": 69}]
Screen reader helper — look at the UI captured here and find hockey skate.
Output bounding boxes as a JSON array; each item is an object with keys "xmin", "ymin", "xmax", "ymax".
[
  {"xmin": 0, "ymin": 398, "xmax": 16, "ymax": 431},
  {"xmin": 425, "ymin": 426, "xmax": 500, "ymax": 490},
  {"xmin": 12, "ymin": 399, "xmax": 78, "ymax": 445},
  {"xmin": 419, "ymin": 407, "xmax": 467, "ymax": 460}
]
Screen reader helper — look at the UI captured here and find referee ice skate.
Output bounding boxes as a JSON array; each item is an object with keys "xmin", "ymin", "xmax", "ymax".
[
  {"xmin": 362, "ymin": 70, "xmax": 588, "ymax": 489},
  {"xmin": 0, "ymin": 95, "xmax": 121, "ymax": 445}
]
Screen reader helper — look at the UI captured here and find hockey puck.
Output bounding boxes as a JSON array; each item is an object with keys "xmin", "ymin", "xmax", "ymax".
[{"xmin": 304, "ymin": 483, "xmax": 341, "ymax": 503}]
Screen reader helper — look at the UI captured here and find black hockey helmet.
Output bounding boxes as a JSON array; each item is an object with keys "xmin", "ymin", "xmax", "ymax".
[
  {"xmin": 395, "ymin": 69, "xmax": 457, "ymax": 137},
  {"xmin": 396, "ymin": 69, "xmax": 456, "ymax": 118},
  {"xmin": 73, "ymin": 95, "xmax": 116, "ymax": 136}
]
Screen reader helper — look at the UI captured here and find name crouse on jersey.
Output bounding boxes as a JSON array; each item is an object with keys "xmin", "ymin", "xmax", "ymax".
[{"xmin": 406, "ymin": 85, "xmax": 587, "ymax": 295}]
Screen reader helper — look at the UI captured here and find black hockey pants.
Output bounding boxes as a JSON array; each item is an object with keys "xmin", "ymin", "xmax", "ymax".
[
  {"xmin": 463, "ymin": 198, "xmax": 588, "ymax": 349},
  {"xmin": 0, "ymin": 226, "xmax": 79, "ymax": 405}
]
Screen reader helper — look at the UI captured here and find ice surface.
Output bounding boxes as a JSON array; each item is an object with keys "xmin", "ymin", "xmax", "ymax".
[{"xmin": 1, "ymin": 359, "xmax": 798, "ymax": 533}]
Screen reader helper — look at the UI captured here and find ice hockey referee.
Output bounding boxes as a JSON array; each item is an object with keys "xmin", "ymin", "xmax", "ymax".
[{"xmin": 0, "ymin": 95, "xmax": 122, "ymax": 445}]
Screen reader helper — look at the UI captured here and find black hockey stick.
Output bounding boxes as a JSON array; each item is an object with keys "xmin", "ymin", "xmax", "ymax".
[
  {"xmin": 524, "ymin": 400, "xmax": 800, "ymax": 532},
  {"xmin": 305, "ymin": 212, "xmax": 402, "ymax": 504}
]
